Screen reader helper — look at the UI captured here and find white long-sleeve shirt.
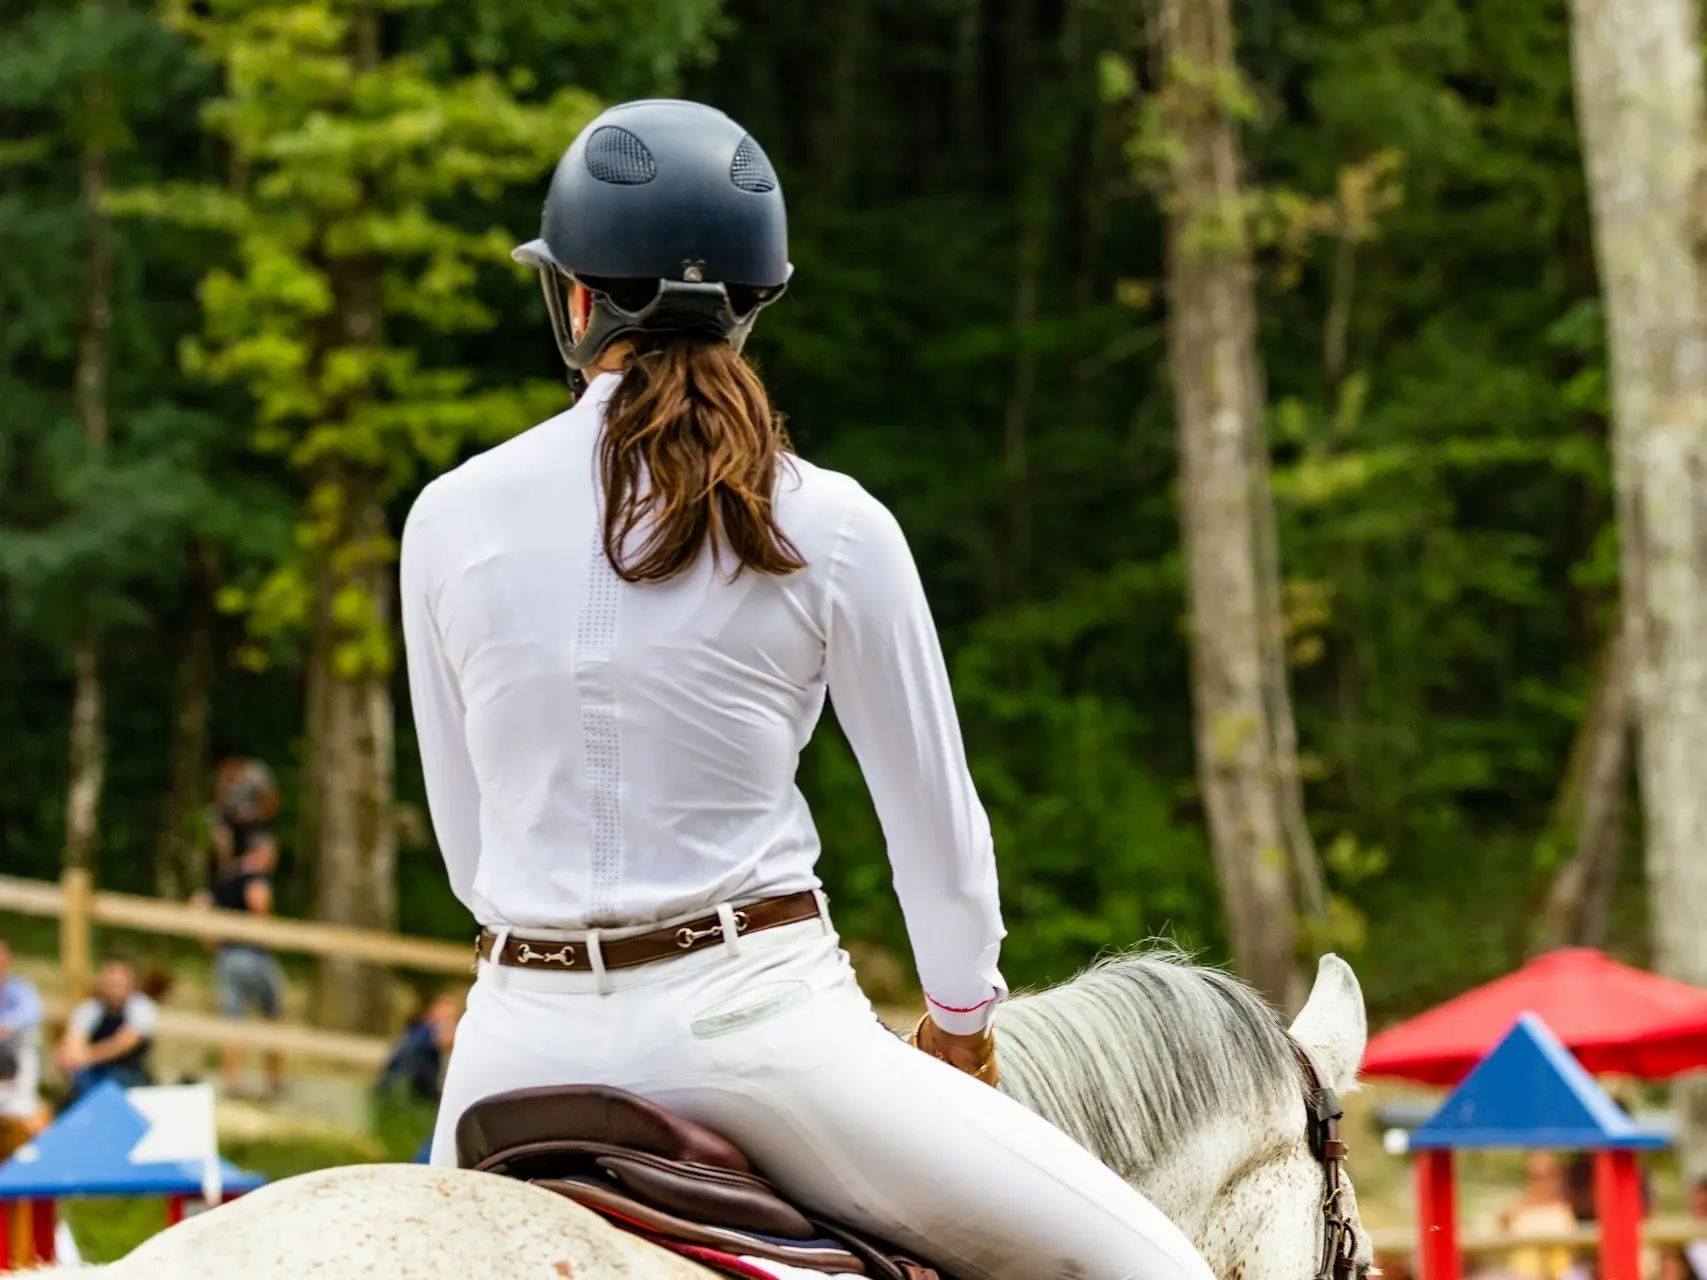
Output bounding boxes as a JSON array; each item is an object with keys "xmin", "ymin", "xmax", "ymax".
[{"xmin": 399, "ymin": 373, "xmax": 1006, "ymax": 1032}]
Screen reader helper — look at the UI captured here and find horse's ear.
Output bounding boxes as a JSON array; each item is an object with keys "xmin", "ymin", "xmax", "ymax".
[{"xmin": 1289, "ymin": 954, "xmax": 1367, "ymax": 1094}]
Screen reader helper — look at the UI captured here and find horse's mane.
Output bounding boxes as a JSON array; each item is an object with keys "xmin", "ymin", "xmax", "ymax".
[{"xmin": 994, "ymin": 944, "xmax": 1306, "ymax": 1180}]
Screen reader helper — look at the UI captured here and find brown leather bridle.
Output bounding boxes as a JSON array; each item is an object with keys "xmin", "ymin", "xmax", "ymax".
[{"xmin": 1290, "ymin": 1040, "xmax": 1361, "ymax": 1280}]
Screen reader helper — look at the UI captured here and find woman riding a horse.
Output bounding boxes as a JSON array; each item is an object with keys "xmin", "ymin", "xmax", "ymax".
[{"xmin": 400, "ymin": 97, "xmax": 1217, "ymax": 1280}]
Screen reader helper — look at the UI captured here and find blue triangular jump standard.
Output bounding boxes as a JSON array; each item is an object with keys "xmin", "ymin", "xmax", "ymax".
[
  {"xmin": 1408, "ymin": 1012, "xmax": 1669, "ymax": 1151},
  {"xmin": 0, "ymin": 1081, "xmax": 266, "ymax": 1199}
]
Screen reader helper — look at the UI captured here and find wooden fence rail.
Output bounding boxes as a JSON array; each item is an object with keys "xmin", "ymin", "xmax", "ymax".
[
  {"xmin": 0, "ymin": 868, "xmax": 470, "ymax": 1069},
  {"xmin": 0, "ymin": 868, "xmax": 471, "ymax": 1000},
  {"xmin": 31, "ymin": 994, "xmax": 392, "ymax": 1070}
]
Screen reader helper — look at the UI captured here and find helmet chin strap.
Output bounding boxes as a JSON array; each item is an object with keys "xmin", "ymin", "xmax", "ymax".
[{"xmin": 536, "ymin": 264, "xmax": 787, "ymax": 397}]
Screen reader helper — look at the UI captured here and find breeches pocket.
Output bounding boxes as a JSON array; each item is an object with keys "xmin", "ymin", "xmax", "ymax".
[{"xmin": 688, "ymin": 979, "xmax": 814, "ymax": 1040}]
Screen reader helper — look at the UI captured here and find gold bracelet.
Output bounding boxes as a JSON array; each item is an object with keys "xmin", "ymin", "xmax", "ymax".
[
  {"xmin": 906, "ymin": 1012, "xmax": 929, "ymax": 1049},
  {"xmin": 909, "ymin": 1013, "xmax": 997, "ymax": 1080}
]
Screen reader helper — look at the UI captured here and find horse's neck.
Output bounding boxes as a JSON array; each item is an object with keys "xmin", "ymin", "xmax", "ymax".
[
  {"xmin": 995, "ymin": 955, "xmax": 1314, "ymax": 1247},
  {"xmin": 999, "ymin": 1062, "xmax": 1297, "ymax": 1240},
  {"xmin": 1125, "ymin": 1107, "xmax": 1292, "ymax": 1234}
]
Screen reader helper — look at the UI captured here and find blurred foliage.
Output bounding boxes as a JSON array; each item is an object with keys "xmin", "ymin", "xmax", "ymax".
[
  {"xmin": 111, "ymin": 0, "xmax": 604, "ymax": 676},
  {"xmin": 0, "ymin": 0, "xmax": 1643, "ymax": 1020}
]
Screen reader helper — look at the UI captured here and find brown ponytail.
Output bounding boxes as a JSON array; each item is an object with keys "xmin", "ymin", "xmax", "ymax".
[{"xmin": 599, "ymin": 338, "xmax": 806, "ymax": 583}]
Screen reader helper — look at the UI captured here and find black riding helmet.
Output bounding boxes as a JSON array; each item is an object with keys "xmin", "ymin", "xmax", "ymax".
[{"xmin": 512, "ymin": 99, "xmax": 791, "ymax": 379}]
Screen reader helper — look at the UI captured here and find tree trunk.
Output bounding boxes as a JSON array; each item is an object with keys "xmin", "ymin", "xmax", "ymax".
[
  {"xmin": 997, "ymin": 0, "xmax": 1039, "ymax": 589},
  {"xmin": 1150, "ymin": 0, "xmax": 1317, "ymax": 1013},
  {"xmin": 306, "ymin": 3, "xmax": 398, "ymax": 1032},
  {"xmin": 1570, "ymin": 0, "xmax": 1707, "ymax": 1177},
  {"xmin": 63, "ymin": 74, "xmax": 113, "ymax": 878},
  {"xmin": 308, "ymin": 480, "xmax": 398, "ymax": 1031},
  {"xmin": 953, "ymin": 0, "xmax": 981, "ymax": 166},
  {"xmin": 293, "ymin": 567, "xmax": 331, "ymax": 913},
  {"xmin": 1535, "ymin": 627, "xmax": 1631, "ymax": 954},
  {"xmin": 63, "ymin": 637, "xmax": 104, "ymax": 874},
  {"xmin": 154, "ymin": 547, "xmax": 219, "ymax": 900},
  {"xmin": 1002, "ymin": 217, "xmax": 1040, "ymax": 589}
]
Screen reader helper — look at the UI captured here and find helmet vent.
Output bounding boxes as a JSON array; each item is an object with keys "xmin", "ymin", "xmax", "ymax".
[
  {"xmin": 585, "ymin": 126, "xmax": 658, "ymax": 185},
  {"xmin": 730, "ymin": 135, "xmax": 778, "ymax": 194}
]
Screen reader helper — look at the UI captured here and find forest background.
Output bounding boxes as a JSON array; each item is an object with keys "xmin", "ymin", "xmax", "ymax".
[{"xmin": 0, "ymin": 0, "xmax": 1657, "ymax": 1035}]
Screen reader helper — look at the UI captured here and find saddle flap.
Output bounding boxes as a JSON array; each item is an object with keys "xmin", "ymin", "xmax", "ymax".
[
  {"xmin": 596, "ymin": 1152, "xmax": 816, "ymax": 1240},
  {"xmin": 455, "ymin": 1084, "xmax": 750, "ymax": 1173}
]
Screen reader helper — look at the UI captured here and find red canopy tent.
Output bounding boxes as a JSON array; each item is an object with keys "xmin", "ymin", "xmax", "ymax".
[{"xmin": 1362, "ymin": 948, "xmax": 1707, "ymax": 1085}]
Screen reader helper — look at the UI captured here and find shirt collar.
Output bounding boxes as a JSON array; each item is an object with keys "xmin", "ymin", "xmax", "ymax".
[{"xmin": 578, "ymin": 370, "xmax": 622, "ymax": 417}]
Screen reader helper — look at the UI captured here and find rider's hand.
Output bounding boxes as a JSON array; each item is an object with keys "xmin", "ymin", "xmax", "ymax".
[{"xmin": 910, "ymin": 1014, "xmax": 999, "ymax": 1088}]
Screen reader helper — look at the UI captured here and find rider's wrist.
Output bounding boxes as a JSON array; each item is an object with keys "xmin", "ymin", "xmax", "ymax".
[
  {"xmin": 922, "ymin": 992, "xmax": 996, "ymax": 1037},
  {"xmin": 909, "ymin": 1013, "xmax": 997, "ymax": 1077}
]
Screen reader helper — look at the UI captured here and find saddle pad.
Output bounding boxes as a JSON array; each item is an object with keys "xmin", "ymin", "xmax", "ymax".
[
  {"xmin": 745, "ymin": 1262, "xmax": 868, "ymax": 1280},
  {"xmin": 537, "ymin": 1178, "xmax": 867, "ymax": 1274},
  {"xmin": 655, "ymin": 1241, "xmax": 781, "ymax": 1280}
]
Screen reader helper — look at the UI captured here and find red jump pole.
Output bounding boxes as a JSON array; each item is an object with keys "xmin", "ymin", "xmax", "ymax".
[
  {"xmin": 1414, "ymin": 1150, "xmax": 1460, "ymax": 1280},
  {"xmin": 0, "ymin": 1197, "xmax": 12, "ymax": 1272},
  {"xmin": 1594, "ymin": 1150, "xmax": 1643, "ymax": 1280},
  {"xmin": 28, "ymin": 1201, "xmax": 54, "ymax": 1265},
  {"xmin": 166, "ymin": 1194, "xmax": 186, "ymax": 1226}
]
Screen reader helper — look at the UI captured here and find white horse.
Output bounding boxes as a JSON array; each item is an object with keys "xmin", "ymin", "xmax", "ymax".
[{"xmin": 51, "ymin": 950, "xmax": 1373, "ymax": 1280}]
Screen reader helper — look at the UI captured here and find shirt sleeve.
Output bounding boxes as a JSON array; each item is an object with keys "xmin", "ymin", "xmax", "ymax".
[
  {"xmin": 400, "ymin": 482, "xmax": 483, "ymax": 910},
  {"xmin": 126, "ymin": 996, "xmax": 159, "ymax": 1038},
  {"xmin": 67, "ymin": 1000, "xmax": 99, "ymax": 1041},
  {"xmin": 0, "ymin": 979, "xmax": 42, "ymax": 1034},
  {"xmin": 823, "ymin": 487, "xmax": 1007, "ymax": 1036}
]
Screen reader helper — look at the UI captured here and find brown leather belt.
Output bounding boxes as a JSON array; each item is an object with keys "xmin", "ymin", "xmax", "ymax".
[{"xmin": 475, "ymin": 891, "xmax": 822, "ymax": 974}]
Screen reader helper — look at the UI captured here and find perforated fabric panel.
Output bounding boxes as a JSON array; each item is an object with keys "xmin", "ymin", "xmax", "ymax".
[
  {"xmin": 585, "ymin": 126, "xmax": 659, "ymax": 185},
  {"xmin": 577, "ymin": 533, "xmax": 625, "ymax": 918},
  {"xmin": 729, "ymin": 135, "xmax": 779, "ymax": 194}
]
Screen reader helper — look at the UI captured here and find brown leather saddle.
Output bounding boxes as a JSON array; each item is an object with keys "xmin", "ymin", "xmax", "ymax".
[{"xmin": 457, "ymin": 1084, "xmax": 943, "ymax": 1280}]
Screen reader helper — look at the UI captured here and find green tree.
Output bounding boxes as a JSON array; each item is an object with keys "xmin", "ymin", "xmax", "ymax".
[
  {"xmin": 0, "ymin": 0, "xmax": 256, "ymax": 893},
  {"xmin": 117, "ymin": 0, "xmax": 600, "ymax": 1026}
]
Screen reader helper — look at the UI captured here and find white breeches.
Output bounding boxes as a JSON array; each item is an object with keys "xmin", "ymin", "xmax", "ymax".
[{"xmin": 430, "ymin": 911, "xmax": 1215, "ymax": 1280}]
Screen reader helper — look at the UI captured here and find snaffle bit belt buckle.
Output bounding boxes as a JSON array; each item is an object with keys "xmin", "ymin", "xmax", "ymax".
[
  {"xmin": 517, "ymin": 942, "xmax": 576, "ymax": 967},
  {"xmin": 675, "ymin": 910, "xmax": 749, "ymax": 949}
]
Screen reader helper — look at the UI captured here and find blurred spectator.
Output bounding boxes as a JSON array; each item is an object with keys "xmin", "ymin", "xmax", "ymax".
[
  {"xmin": 192, "ymin": 757, "xmax": 286, "ymax": 1100},
  {"xmin": 376, "ymin": 990, "xmax": 460, "ymax": 1105},
  {"xmin": 1497, "ymin": 1151, "xmax": 1579, "ymax": 1280},
  {"xmin": 1567, "ymin": 1153, "xmax": 1595, "ymax": 1222},
  {"xmin": 0, "ymin": 1038, "xmax": 47, "ymax": 1159},
  {"xmin": 1682, "ymin": 1177, "xmax": 1707, "ymax": 1280},
  {"xmin": 373, "ymin": 990, "xmax": 460, "ymax": 1162},
  {"xmin": 0, "ymin": 941, "xmax": 44, "ymax": 1122},
  {"xmin": 1566, "ymin": 1149, "xmax": 1654, "ymax": 1224},
  {"xmin": 55, "ymin": 958, "xmax": 157, "ymax": 1104}
]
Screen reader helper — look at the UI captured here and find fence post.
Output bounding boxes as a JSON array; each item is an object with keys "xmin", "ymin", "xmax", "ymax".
[{"xmin": 59, "ymin": 868, "xmax": 93, "ymax": 999}]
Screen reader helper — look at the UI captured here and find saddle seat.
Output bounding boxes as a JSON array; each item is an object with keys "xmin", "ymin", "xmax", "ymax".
[{"xmin": 457, "ymin": 1084, "xmax": 943, "ymax": 1280}]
